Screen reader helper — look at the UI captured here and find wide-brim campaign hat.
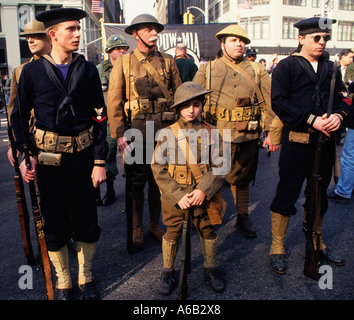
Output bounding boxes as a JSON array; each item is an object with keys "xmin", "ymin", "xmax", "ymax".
[
  {"xmin": 171, "ymin": 82, "xmax": 212, "ymax": 110},
  {"xmin": 294, "ymin": 17, "xmax": 337, "ymax": 35},
  {"xmin": 36, "ymin": 8, "xmax": 86, "ymax": 29},
  {"xmin": 19, "ymin": 19, "xmax": 46, "ymax": 37},
  {"xmin": 215, "ymin": 25, "xmax": 251, "ymax": 45}
]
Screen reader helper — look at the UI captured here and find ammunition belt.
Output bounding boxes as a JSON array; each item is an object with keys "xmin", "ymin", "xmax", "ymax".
[
  {"xmin": 34, "ymin": 127, "xmax": 93, "ymax": 153},
  {"xmin": 203, "ymin": 105, "xmax": 260, "ymax": 122},
  {"xmin": 124, "ymin": 98, "xmax": 168, "ymax": 116}
]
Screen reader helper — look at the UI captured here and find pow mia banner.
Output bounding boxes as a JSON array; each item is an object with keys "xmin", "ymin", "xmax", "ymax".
[{"xmin": 104, "ymin": 23, "xmax": 233, "ymax": 66}]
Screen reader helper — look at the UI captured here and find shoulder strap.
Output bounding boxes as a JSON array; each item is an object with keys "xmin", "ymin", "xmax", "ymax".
[
  {"xmin": 221, "ymin": 56, "xmax": 265, "ymax": 108},
  {"xmin": 133, "ymin": 49, "xmax": 174, "ymax": 106},
  {"xmin": 169, "ymin": 122, "xmax": 204, "ymax": 184}
]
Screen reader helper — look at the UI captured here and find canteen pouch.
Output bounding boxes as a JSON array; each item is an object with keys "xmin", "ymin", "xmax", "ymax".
[
  {"xmin": 38, "ymin": 151, "xmax": 62, "ymax": 166},
  {"xmin": 289, "ymin": 131, "xmax": 310, "ymax": 144}
]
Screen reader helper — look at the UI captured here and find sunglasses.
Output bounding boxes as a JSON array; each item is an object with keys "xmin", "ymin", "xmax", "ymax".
[{"xmin": 308, "ymin": 35, "xmax": 331, "ymax": 42}]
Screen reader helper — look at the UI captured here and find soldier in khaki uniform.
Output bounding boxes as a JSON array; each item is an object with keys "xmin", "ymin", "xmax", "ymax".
[
  {"xmin": 97, "ymin": 35, "xmax": 129, "ymax": 206},
  {"xmin": 7, "ymin": 19, "xmax": 51, "ymax": 165},
  {"xmin": 151, "ymin": 81, "xmax": 226, "ymax": 295},
  {"xmin": 193, "ymin": 25, "xmax": 276, "ymax": 237},
  {"xmin": 107, "ymin": 14, "xmax": 182, "ymax": 249}
]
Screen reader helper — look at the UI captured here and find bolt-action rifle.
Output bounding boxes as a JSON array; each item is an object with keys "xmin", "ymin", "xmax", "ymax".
[
  {"xmin": 125, "ymin": 53, "xmax": 134, "ymax": 254},
  {"xmin": 178, "ymin": 209, "xmax": 191, "ymax": 300},
  {"xmin": 1, "ymin": 81, "xmax": 35, "ymax": 266},
  {"xmin": 15, "ymin": 93, "xmax": 54, "ymax": 300},
  {"xmin": 303, "ymin": 60, "xmax": 338, "ymax": 280}
]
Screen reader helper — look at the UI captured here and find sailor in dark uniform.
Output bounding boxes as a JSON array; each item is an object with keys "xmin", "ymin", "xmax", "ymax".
[
  {"xmin": 11, "ymin": 8, "xmax": 108, "ymax": 300},
  {"xmin": 268, "ymin": 17, "xmax": 350, "ymax": 274}
]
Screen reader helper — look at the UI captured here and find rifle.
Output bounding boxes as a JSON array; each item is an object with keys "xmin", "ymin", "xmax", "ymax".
[
  {"xmin": 23, "ymin": 145, "xmax": 54, "ymax": 300},
  {"xmin": 178, "ymin": 208, "xmax": 191, "ymax": 300},
  {"xmin": 125, "ymin": 53, "xmax": 134, "ymax": 254},
  {"xmin": 303, "ymin": 60, "xmax": 338, "ymax": 280},
  {"xmin": 1, "ymin": 82, "xmax": 35, "ymax": 266},
  {"xmin": 15, "ymin": 92, "xmax": 54, "ymax": 299}
]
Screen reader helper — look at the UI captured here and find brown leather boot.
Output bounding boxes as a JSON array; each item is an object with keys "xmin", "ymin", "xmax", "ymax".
[
  {"xmin": 133, "ymin": 226, "xmax": 144, "ymax": 249},
  {"xmin": 148, "ymin": 222, "xmax": 165, "ymax": 243}
]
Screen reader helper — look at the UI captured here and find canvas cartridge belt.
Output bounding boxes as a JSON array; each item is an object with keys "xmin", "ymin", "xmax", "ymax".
[
  {"xmin": 124, "ymin": 98, "xmax": 169, "ymax": 115},
  {"xmin": 204, "ymin": 105, "xmax": 260, "ymax": 122},
  {"xmin": 34, "ymin": 127, "xmax": 93, "ymax": 153}
]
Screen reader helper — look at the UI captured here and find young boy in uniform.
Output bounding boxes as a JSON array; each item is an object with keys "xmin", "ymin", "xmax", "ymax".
[{"xmin": 151, "ymin": 81, "xmax": 227, "ymax": 296}]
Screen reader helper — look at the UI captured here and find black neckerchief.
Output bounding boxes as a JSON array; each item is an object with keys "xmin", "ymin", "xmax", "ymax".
[{"xmin": 42, "ymin": 54, "xmax": 86, "ymax": 129}]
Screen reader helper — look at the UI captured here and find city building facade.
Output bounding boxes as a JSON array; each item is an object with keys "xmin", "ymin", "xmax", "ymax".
[{"xmin": 0, "ymin": 0, "xmax": 114, "ymax": 77}]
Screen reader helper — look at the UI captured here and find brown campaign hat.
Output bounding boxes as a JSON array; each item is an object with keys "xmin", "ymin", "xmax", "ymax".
[{"xmin": 19, "ymin": 19, "xmax": 46, "ymax": 37}]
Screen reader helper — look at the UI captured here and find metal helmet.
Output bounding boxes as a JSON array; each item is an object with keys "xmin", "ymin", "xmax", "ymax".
[
  {"xmin": 105, "ymin": 35, "xmax": 129, "ymax": 53},
  {"xmin": 171, "ymin": 82, "xmax": 212, "ymax": 109},
  {"xmin": 19, "ymin": 19, "xmax": 46, "ymax": 37},
  {"xmin": 215, "ymin": 24, "xmax": 251, "ymax": 45},
  {"xmin": 125, "ymin": 14, "xmax": 164, "ymax": 35}
]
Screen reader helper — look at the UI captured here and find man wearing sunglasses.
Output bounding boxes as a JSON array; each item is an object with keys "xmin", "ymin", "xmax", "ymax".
[{"xmin": 268, "ymin": 17, "xmax": 351, "ymax": 275}]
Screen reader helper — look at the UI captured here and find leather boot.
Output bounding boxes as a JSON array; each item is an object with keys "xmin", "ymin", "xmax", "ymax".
[
  {"xmin": 270, "ymin": 211, "xmax": 289, "ymax": 274},
  {"xmin": 133, "ymin": 226, "xmax": 144, "ymax": 249},
  {"xmin": 231, "ymin": 184, "xmax": 257, "ymax": 237},
  {"xmin": 201, "ymin": 236, "xmax": 225, "ymax": 292},
  {"xmin": 48, "ymin": 245, "xmax": 72, "ymax": 300},
  {"xmin": 148, "ymin": 222, "xmax": 165, "ymax": 243},
  {"xmin": 158, "ymin": 237, "xmax": 178, "ymax": 295},
  {"xmin": 236, "ymin": 214, "xmax": 257, "ymax": 238},
  {"xmin": 77, "ymin": 241, "xmax": 99, "ymax": 300},
  {"xmin": 102, "ymin": 179, "xmax": 115, "ymax": 206}
]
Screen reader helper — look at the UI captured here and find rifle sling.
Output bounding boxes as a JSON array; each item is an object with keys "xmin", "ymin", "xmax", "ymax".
[
  {"xmin": 220, "ymin": 56, "xmax": 265, "ymax": 108},
  {"xmin": 169, "ymin": 122, "xmax": 204, "ymax": 184}
]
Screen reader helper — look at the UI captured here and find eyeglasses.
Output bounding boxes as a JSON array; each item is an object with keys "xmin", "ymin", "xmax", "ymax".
[{"xmin": 307, "ymin": 35, "xmax": 331, "ymax": 43}]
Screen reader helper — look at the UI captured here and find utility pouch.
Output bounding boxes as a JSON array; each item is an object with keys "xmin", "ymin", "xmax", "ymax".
[
  {"xmin": 289, "ymin": 131, "xmax": 310, "ymax": 144},
  {"xmin": 38, "ymin": 151, "xmax": 62, "ymax": 166},
  {"xmin": 162, "ymin": 111, "xmax": 176, "ymax": 122},
  {"xmin": 174, "ymin": 165, "xmax": 192, "ymax": 185},
  {"xmin": 155, "ymin": 98, "xmax": 167, "ymax": 113},
  {"xmin": 43, "ymin": 132, "xmax": 58, "ymax": 152},
  {"xmin": 139, "ymin": 98, "xmax": 152, "ymax": 113},
  {"xmin": 76, "ymin": 130, "xmax": 93, "ymax": 152}
]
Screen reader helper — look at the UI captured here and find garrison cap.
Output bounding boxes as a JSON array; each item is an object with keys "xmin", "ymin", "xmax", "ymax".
[
  {"xmin": 171, "ymin": 82, "xmax": 212, "ymax": 110},
  {"xmin": 36, "ymin": 8, "xmax": 86, "ymax": 29},
  {"xmin": 20, "ymin": 19, "xmax": 46, "ymax": 37},
  {"xmin": 125, "ymin": 14, "xmax": 164, "ymax": 35},
  {"xmin": 246, "ymin": 48, "xmax": 257, "ymax": 56},
  {"xmin": 294, "ymin": 17, "xmax": 337, "ymax": 35}
]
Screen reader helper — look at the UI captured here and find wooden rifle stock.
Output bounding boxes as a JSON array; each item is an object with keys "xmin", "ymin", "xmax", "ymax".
[
  {"xmin": 1, "ymin": 81, "xmax": 35, "ymax": 266},
  {"xmin": 178, "ymin": 209, "xmax": 191, "ymax": 300},
  {"xmin": 23, "ymin": 145, "xmax": 54, "ymax": 300}
]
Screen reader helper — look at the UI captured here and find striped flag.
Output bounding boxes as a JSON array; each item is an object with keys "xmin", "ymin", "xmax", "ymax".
[
  {"xmin": 238, "ymin": 0, "xmax": 252, "ymax": 9},
  {"xmin": 92, "ymin": 0, "xmax": 104, "ymax": 14}
]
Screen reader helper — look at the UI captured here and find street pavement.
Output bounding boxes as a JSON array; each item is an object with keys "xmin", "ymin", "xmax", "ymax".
[{"xmin": 0, "ymin": 112, "xmax": 353, "ymax": 309}]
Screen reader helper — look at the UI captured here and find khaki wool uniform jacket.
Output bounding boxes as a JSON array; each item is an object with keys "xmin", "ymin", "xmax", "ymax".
[
  {"xmin": 193, "ymin": 56, "xmax": 274, "ymax": 143},
  {"xmin": 151, "ymin": 117, "xmax": 226, "ymax": 208},
  {"xmin": 107, "ymin": 48, "xmax": 182, "ymax": 139}
]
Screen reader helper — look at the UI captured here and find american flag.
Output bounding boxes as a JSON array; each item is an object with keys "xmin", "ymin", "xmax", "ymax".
[
  {"xmin": 92, "ymin": 0, "xmax": 104, "ymax": 14},
  {"xmin": 238, "ymin": 0, "xmax": 252, "ymax": 9}
]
